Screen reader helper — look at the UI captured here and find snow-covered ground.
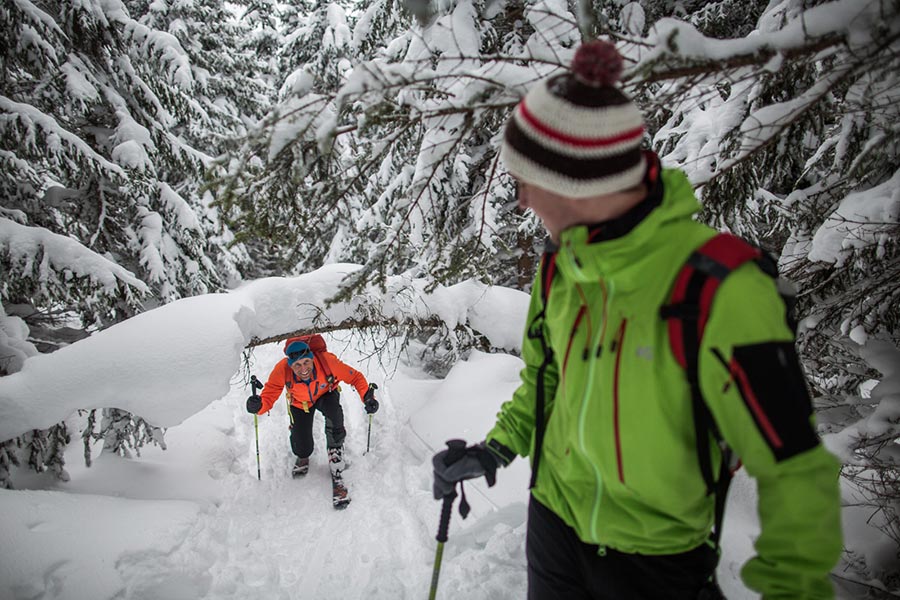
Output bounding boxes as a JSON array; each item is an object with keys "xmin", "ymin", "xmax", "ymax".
[
  {"xmin": 6, "ymin": 263, "xmax": 883, "ymax": 599},
  {"xmin": 0, "ymin": 331, "xmax": 768, "ymax": 600}
]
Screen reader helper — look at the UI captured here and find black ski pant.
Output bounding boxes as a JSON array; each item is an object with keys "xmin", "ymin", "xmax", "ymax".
[
  {"xmin": 289, "ymin": 391, "xmax": 345, "ymax": 458},
  {"xmin": 526, "ymin": 496, "xmax": 720, "ymax": 600}
]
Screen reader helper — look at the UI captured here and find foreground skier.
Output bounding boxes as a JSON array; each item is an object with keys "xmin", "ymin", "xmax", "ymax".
[
  {"xmin": 247, "ymin": 335, "xmax": 378, "ymax": 508},
  {"xmin": 432, "ymin": 40, "xmax": 841, "ymax": 599}
]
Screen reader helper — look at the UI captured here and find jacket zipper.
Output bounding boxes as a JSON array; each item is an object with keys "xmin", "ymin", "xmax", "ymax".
[
  {"xmin": 563, "ymin": 306, "xmax": 587, "ymax": 375},
  {"xmin": 612, "ymin": 319, "xmax": 628, "ymax": 484},
  {"xmin": 580, "ymin": 279, "xmax": 615, "ymax": 542}
]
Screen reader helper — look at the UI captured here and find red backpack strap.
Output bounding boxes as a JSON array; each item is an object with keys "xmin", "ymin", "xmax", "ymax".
[
  {"xmin": 315, "ymin": 352, "xmax": 336, "ymax": 391},
  {"xmin": 304, "ymin": 335, "xmax": 336, "ymax": 391},
  {"xmin": 663, "ymin": 234, "xmax": 763, "ymax": 369}
]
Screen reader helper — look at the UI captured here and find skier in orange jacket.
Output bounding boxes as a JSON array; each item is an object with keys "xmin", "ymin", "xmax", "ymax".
[{"xmin": 246, "ymin": 337, "xmax": 378, "ymax": 477}]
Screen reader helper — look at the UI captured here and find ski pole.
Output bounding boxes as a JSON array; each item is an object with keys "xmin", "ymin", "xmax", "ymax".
[
  {"xmin": 365, "ymin": 383, "xmax": 378, "ymax": 455},
  {"xmin": 250, "ymin": 375, "xmax": 264, "ymax": 480},
  {"xmin": 254, "ymin": 415, "xmax": 260, "ymax": 480},
  {"xmin": 429, "ymin": 439, "xmax": 467, "ymax": 600}
]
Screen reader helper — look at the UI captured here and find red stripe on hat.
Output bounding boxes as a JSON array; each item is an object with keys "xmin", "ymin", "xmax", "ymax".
[{"xmin": 518, "ymin": 101, "xmax": 644, "ymax": 148}]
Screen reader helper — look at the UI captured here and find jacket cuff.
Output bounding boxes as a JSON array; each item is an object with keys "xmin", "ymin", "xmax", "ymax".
[{"xmin": 485, "ymin": 438, "xmax": 516, "ymax": 467}]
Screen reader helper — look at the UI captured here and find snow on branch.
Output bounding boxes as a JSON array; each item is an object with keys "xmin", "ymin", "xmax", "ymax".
[
  {"xmin": 0, "ymin": 96, "xmax": 125, "ymax": 177},
  {"xmin": 0, "ymin": 217, "xmax": 149, "ymax": 298},
  {"xmin": 807, "ymin": 169, "xmax": 900, "ymax": 267},
  {"xmin": 629, "ymin": 0, "xmax": 885, "ymax": 84},
  {"xmin": 120, "ymin": 19, "xmax": 194, "ymax": 89},
  {"xmin": 690, "ymin": 62, "xmax": 857, "ymax": 187}
]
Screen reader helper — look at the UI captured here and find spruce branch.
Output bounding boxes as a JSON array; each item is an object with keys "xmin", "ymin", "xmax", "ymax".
[{"xmin": 624, "ymin": 32, "xmax": 846, "ymax": 86}]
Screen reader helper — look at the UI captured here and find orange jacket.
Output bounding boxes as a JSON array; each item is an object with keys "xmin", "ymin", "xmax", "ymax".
[{"xmin": 257, "ymin": 351, "xmax": 369, "ymax": 414}]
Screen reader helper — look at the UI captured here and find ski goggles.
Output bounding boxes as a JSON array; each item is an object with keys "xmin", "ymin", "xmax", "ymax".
[{"xmin": 285, "ymin": 341, "xmax": 314, "ymax": 365}]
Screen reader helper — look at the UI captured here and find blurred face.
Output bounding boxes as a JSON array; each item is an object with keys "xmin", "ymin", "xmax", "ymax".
[
  {"xmin": 517, "ymin": 180, "xmax": 647, "ymax": 242},
  {"xmin": 517, "ymin": 182, "xmax": 585, "ymax": 242},
  {"xmin": 290, "ymin": 357, "xmax": 314, "ymax": 379}
]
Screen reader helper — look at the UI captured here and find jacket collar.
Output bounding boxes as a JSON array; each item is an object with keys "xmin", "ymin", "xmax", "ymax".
[{"xmin": 554, "ymin": 160, "xmax": 701, "ymax": 290}]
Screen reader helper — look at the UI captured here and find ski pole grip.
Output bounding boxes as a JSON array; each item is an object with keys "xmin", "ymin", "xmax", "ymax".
[
  {"xmin": 250, "ymin": 375, "xmax": 263, "ymax": 393},
  {"xmin": 435, "ymin": 439, "xmax": 466, "ymax": 543},
  {"xmin": 444, "ymin": 438, "xmax": 467, "ymax": 465},
  {"xmin": 436, "ymin": 493, "xmax": 455, "ymax": 543}
]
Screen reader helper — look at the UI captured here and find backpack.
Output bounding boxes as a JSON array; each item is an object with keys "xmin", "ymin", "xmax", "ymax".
[
  {"xmin": 528, "ymin": 233, "xmax": 791, "ymax": 550},
  {"xmin": 659, "ymin": 233, "xmax": 790, "ymax": 548},
  {"xmin": 283, "ymin": 334, "xmax": 337, "ymax": 390}
]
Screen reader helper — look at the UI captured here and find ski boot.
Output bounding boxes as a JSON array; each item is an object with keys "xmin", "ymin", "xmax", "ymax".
[{"xmin": 292, "ymin": 456, "xmax": 310, "ymax": 478}]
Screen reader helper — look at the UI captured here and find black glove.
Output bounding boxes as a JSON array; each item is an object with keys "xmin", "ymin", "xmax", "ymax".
[
  {"xmin": 364, "ymin": 384, "xmax": 379, "ymax": 414},
  {"xmin": 432, "ymin": 440, "xmax": 500, "ymax": 500},
  {"xmin": 246, "ymin": 395, "xmax": 262, "ymax": 414}
]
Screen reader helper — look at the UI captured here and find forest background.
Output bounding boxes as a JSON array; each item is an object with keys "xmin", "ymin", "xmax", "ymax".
[{"xmin": 1, "ymin": 0, "xmax": 897, "ymax": 595}]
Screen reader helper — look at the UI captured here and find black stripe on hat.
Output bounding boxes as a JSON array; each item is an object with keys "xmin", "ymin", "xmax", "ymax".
[
  {"xmin": 505, "ymin": 119, "xmax": 643, "ymax": 181},
  {"xmin": 546, "ymin": 74, "xmax": 633, "ymax": 108}
]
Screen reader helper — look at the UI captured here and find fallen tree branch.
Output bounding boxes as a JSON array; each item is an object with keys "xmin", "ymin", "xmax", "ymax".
[{"xmin": 247, "ymin": 316, "xmax": 443, "ymax": 347}]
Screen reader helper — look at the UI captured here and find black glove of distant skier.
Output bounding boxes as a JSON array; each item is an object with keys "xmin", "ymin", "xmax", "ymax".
[
  {"xmin": 432, "ymin": 440, "xmax": 505, "ymax": 499},
  {"xmin": 364, "ymin": 384, "xmax": 379, "ymax": 414},
  {"xmin": 246, "ymin": 395, "xmax": 262, "ymax": 414}
]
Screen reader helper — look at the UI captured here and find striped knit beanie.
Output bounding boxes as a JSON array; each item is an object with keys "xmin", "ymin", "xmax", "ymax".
[{"xmin": 501, "ymin": 41, "xmax": 646, "ymax": 198}]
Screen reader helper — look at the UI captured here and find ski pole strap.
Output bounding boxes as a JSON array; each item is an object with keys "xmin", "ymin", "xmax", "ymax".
[{"xmin": 457, "ymin": 481, "xmax": 471, "ymax": 519}]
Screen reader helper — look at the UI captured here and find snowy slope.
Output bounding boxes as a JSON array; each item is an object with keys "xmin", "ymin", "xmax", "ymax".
[{"xmin": 0, "ymin": 333, "xmax": 769, "ymax": 600}]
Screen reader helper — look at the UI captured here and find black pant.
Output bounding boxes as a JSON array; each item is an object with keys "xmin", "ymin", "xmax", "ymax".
[
  {"xmin": 526, "ymin": 497, "xmax": 720, "ymax": 600},
  {"xmin": 289, "ymin": 391, "xmax": 345, "ymax": 458}
]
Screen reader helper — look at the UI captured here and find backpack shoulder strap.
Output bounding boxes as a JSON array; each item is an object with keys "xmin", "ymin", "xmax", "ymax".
[
  {"xmin": 662, "ymin": 233, "xmax": 764, "ymax": 372},
  {"xmin": 528, "ymin": 250, "xmax": 557, "ymax": 489},
  {"xmin": 661, "ymin": 233, "xmax": 769, "ymax": 548},
  {"xmin": 315, "ymin": 352, "xmax": 337, "ymax": 391}
]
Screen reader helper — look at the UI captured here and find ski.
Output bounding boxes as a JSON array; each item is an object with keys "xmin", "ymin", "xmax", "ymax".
[
  {"xmin": 332, "ymin": 471, "xmax": 351, "ymax": 509},
  {"xmin": 327, "ymin": 446, "xmax": 350, "ymax": 509}
]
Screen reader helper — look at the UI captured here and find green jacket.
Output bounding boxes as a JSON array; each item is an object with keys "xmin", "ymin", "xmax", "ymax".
[{"xmin": 487, "ymin": 168, "xmax": 841, "ymax": 599}]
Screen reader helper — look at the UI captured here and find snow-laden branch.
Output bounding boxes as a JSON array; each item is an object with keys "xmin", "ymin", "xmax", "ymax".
[
  {"xmin": 120, "ymin": 18, "xmax": 195, "ymax": 89},
  {"xmin": 0, "ymin": 217, "xmax": 149, "ymax": 297},
  {"xmin": 0, "ymin": 264, "xmax": 528, "ymax": 442},
  {"xmin": 807, "ymin": 169, "xmax": 900, "ymax": 267},
  {"xmin": 0, "ymin": 96, "xmax": 125, "ymax": 177},
  {"xmin": 629, "ymin": 0, "xmax": 886, "ymax": 84}
]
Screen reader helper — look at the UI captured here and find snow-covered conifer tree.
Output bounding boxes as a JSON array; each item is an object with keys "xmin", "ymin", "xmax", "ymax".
[
  {"xmin": 1, "ymin": 0, "xmax": 264, "ymax": 481},
  {"xmin": 135, "ymin": 0, "xmax": 274, "ymax": 144},
  {"xmin": 214, "ymin": 0, "xmax": 577, "ymax": 294},
  {"xmin": 1, "ymin": 0, "xmax": 251, "ymax": 336}
]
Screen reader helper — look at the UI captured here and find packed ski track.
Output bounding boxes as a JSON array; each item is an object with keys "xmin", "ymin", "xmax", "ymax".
[{"xmin": 114, "ymin": 341, "xmax": 528, "ymax": 600}]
